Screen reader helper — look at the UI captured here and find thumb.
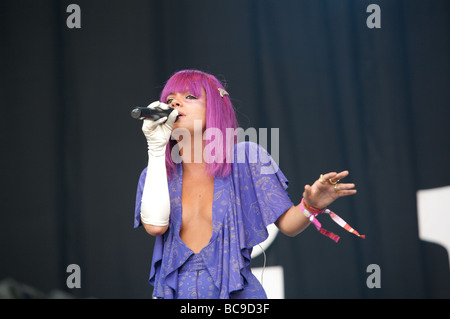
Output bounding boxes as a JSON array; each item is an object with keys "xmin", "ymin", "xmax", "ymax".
[
  {"xmin": 147, "ymin": 101, "xmax": 161, "ymax": 109},
  {"xmin": 303, "ymin": 184, "xmax": 312, "ymax": 199}
]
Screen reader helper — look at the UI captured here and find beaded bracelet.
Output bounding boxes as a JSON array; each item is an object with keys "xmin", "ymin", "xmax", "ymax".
[{"xmin": 300, "ymin": 198, "xmax": 365, "ymax": 243}]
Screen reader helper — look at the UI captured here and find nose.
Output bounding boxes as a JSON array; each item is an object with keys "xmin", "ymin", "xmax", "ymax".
[{"xmin": 169, "ymin": 99, "xmax": 181, "ymax": 109}]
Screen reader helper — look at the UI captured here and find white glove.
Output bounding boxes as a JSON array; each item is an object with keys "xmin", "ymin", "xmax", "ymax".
[
  {"xmin": 140, "ymin": 101, "xmax": 178, "ymax": 228},
  {"xmin": 142, "ymin": 101, "xmax": 179, "ymax": 157}
]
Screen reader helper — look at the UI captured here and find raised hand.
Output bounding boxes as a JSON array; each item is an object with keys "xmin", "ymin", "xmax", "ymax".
[
  {"xmin": 142, "ymin": 101, "xmax": 179, "ymax": 157},
  {"xmin": 303, "ymin": 170, "xmax": 357, "ymax": 210}
]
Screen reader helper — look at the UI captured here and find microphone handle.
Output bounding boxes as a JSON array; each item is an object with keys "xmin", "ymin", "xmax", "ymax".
[{"xmin": 130, "ymin": 106, "xmax": 175, "ymax": 120}]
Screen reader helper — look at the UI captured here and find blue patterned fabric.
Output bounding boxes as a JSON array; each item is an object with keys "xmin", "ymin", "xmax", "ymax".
[
  {"xmin": 134, "ymin": 142, "xmax": 294, "ymax": 299},
  {"xmin": 176, "ymin": 253, "xmax": 267, "ymax": 299}
]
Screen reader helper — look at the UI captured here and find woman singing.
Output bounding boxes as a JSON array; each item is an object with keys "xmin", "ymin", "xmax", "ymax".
[{"xmin": 134, "ymin": 69, "xmax": 360, "ymax": 299}]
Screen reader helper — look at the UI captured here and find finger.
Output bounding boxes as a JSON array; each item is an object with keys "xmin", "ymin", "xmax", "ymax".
[
  {"xmin": 321, "ymin": 172, "xmax": 337, "ymax": 184},
  {"xmin": 158, "ymin": 102, "xmax": 170, "ymax": 110},
  {"xmin": 329, "ymin": 170, "xmax": 350, "ymax": 184},
  {"xmin": 336, "ymin": 189, "xmax": 357, "ymax": 197},
  {"xmin": 335, "ymin": 182, "xmax": 356, "ymax": 190},
  {"xmin": 156, "ymin": 117, "xmax": 168, "ymax": 125},
  {"xmin": 335, "ymin": 170, "xmax": 350, "ymax": 181},
  {"xmin": 334, "ymin": 182, "xmax": 357, "ymax": 196},
  {"xmin": 142, "ymin": 114, "xmax": 166, "ymax": 128},
  {"xmin": 303, "ymin": 184, "xmax": 312, "ymax": 198},
  {"xmin": 164, "ymin": 109, "xmax": 179, "ymax": 129},
  {"xmin": 321, "ymin": 172, "xmax": 336, "ymax": 181},
  {"xmin": 142, "ymin": 118, "xmax": 157, "ymax": 130},
  {"xmin": 147, "ymin": 101, "xmax": 161, "ymax": 109}
]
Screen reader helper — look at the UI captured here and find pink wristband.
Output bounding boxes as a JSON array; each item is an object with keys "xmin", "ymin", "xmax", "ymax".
[{"xmin": 300, "ymin": 198, "xmax": 365, "ymax": 243}]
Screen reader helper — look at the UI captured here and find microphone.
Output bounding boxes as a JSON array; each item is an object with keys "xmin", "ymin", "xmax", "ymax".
[{"xmin": 130, "ymin": 106, "xmax": 179, "ymax": 122}]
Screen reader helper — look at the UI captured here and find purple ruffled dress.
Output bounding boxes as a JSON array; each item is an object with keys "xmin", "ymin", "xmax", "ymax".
[{"xmin": 134, "ymin": 142, "xmax": 294, "ymax": 299}]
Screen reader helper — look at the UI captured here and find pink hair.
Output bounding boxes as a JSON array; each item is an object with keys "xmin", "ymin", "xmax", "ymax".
[{"xmin": 160, "ymin": 70, "xmax": 238, "ymax": 178}]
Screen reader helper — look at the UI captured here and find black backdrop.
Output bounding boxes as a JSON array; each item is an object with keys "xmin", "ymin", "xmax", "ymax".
[{"xmin": 1, "ymin": 0, "xmax": 449, "ymax": 299}]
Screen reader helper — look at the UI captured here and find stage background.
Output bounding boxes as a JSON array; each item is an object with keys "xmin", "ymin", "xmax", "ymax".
[{"xmin": 1, "ymin": 0, "xmax": 449, "ymax": 298}]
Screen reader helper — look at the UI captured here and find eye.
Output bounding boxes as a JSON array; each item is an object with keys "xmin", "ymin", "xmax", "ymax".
[
  {"xmin": 166, "ymin": 98, "xmax": 174, "ymax": 104},
  {"xmin": 186, "ymin": 94, "xmax": 198, "ymax": 100}
]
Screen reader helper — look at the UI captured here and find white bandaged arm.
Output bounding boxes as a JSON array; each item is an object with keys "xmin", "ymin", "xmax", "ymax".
[{"xmin": 140, "ymin": 101, "xmax": 178, "ymax": 226}]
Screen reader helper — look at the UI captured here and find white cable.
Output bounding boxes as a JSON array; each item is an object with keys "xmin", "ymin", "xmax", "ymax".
[{"xmin": 257, "ymin": 244, "xmax": 266, "ymax": 286}]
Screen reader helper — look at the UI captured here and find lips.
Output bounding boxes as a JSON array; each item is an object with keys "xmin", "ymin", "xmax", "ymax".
[{"xmin": 173, "ymin": 111, "xmax": 184, "ymax": 123}]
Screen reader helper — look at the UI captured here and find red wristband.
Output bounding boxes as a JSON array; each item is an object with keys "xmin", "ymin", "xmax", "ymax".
[
  {"xmin": 302, "ymin": 199, "xmax": 324, "ymax": 215},
  {"xmin": 300, "ymin": 198, "xmax": 365, "ymax": 243}
]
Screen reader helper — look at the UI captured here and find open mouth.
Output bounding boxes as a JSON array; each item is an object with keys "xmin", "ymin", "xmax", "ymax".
[{"xmin": 174, "ymin": 112, "xmax": 185, "ymax": 122}]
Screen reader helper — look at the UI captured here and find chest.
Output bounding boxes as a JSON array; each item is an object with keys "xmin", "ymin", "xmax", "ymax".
[
  {"xmin": 178, "ymin": 173, "xmax": 215, "ymax": 253},
  {"xmin": 180, "ymin": 174, "xmax": 214, "ymax": 227}
]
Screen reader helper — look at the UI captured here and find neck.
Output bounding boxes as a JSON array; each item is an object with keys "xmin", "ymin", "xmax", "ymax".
[
  {"xmin": 177, "ymin": 132, "xmax": 206, "ymax": 169},
  {"xmin": 179, "ymin": 140, "xmax": 209, "ymax": 177},
  {"xmin": 182, "ymin": 161, "xmax": 209, "ymax": 178}
]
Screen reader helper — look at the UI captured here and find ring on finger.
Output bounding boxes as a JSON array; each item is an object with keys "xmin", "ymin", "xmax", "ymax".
[
  {"xmin": 319, "ymin": 174, "xmax": 327, "ymax": 184},
  {"xmin": 329, "ymin": 178, "xmax": 340, "ymax": 185},
  {"xmin": 334, "ymin": 183, "xmax": 339, "ymax": 192}
]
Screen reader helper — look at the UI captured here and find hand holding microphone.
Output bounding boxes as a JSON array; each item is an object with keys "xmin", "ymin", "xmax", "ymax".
[{"xmin": 141, "ymin": 101, "xmax": 179, "ymax": 157}]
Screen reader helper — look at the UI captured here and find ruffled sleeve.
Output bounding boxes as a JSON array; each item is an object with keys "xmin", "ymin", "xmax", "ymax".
[{"xmin": 232, "ymin": 142, "xmax": 294, "ymax": 247}]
